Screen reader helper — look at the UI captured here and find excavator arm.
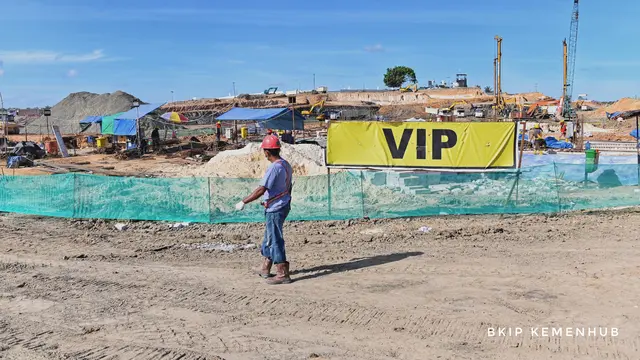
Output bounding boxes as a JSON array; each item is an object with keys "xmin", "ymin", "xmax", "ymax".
[{"xmin": 301, "ymin": 100, "xmax": 325, "ymax": 116}]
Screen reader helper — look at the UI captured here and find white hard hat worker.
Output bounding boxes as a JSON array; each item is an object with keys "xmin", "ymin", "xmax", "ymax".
[{"xmin": 235, "ymin": 135, "xmax": 294, "ymax": 285}]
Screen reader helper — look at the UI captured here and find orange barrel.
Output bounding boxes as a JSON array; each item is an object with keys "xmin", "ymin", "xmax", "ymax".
[{"xmin": 45, "ymin": 141, "xmax": 58, "ymax": 155}]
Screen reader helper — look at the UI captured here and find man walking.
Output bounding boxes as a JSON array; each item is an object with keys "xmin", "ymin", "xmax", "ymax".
[
  {"xmin": 235, "ymin": 135, "xmax": 293, "ymax": 285},
  {"xmin": 151, "ymin": 127, "xmax": 161, "ymax": 152},
  {"xmin": 216, "ymin": 121, "xmax": 222, "ymax": 142}
]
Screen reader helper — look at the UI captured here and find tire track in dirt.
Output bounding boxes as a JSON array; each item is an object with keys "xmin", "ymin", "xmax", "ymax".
[
  {"xmin": 1, "ymin": 223, "xmax": 637, "ymax": 360},
  {"xmin": 0, "ymin": 321, "xmax": 59, "ymax": 356},
  {"xmin": 0, "ymin": 319, "xmax": 223, "ymax": 360},
  {"xmin": 56, "ymin": 267, "xmax": 640, "ymax": 358},
  {"xmin": 68, "ymin": 345, "xmax": 218, "ymax": 360},
  {"xmin": 152, "ymin": 285, "xmax": 635, "ymax": 359},
  {"xmin": 2, "ymin": 261, "xmax": 635, "ymax": 360}
]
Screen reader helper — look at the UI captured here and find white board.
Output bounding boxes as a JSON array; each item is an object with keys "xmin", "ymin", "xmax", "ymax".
[{"xmin": 51, "ymin": 125, "xmax": 69, "ymax": 158}]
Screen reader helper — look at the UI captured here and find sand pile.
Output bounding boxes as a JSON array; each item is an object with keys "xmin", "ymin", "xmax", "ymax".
[
  {"xmin": 192, "ymin": 142, "xmax": 326, "ymax": 178},
  {"xmin": 29, "ymin": 90, "xmax": 138, "ymax": 133},
  {"xmin": 595, "ymin": 98, "xmax": 640, "ymax": 116}
]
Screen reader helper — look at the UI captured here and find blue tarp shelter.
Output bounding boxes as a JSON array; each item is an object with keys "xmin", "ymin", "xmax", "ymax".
[
  {"xmin": 80, "ymin": 115, "xmax": 103, "ymax": 124},
  {"xmin": 544, "ymin": 136, "xmax": 573, "ymax": 149},
  {"xmin": 115, "ymin": 103, "xmax": 165, "ymax": 120},
  {"xmin": 216, "ymin": 108, "xmax": 305, "ymax": 131},
  {"xmin": 112, "ymin": 119, "xmax": 137, "ymax": 136},
  {"xmin": 111, "ymin": 103, "xmax": 165, "ymax": 136}
]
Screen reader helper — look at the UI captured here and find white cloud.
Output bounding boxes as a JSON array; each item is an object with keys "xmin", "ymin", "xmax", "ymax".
[
  {"xmin": 364, "ymin": 44, "xmax": 385, "ymax": 53},
  {"xmin": 67, "ymin": 69, "xmax": 78, "ymax": 77},
  {"xmin": 0, "ymin": 49, "xmax": 106, "ymax": 64},
  {"xmin": 0, "ymin": 69, "xmax": 4, "ymax": 76}
]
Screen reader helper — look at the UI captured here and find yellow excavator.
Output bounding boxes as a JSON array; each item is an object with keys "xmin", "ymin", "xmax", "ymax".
[
  {"xmin": 446, "ymin": 100, "xmax": 468, "ymax": 110},
  {"xmin": 301, "ymin": 100, "xmax": 327, "ymax": 120},
  {"xmin": 400, "ymin": 83, "xmax": 418, "ymax": 93},
  {"xmin": 301, "ymin": 100, "xmax": 324, "ymax": 116}
]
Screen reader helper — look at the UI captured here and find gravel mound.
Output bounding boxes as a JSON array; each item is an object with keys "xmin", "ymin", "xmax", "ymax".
[{"xmin": 29, "ymin": 90, "xmax": 137, "ymax": 133}]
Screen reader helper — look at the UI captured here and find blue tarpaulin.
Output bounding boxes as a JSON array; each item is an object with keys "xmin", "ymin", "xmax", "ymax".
[
  {"xmin": 109, "ymin": 103, "xmax": 164, "ymax": 136},
  {"xmin": 112, "ymin": 119, "xmax": 137, "ymax": 136},
  {"xmin": 115, "ymin": 103, "xmax": 165, "ymax": 120},
  {"xmin": 80, "ymin": 115, "xmax": 103, "ymax": 124},
  {"xmin": 631, "ymin": 129, "xmax": 639, "ymax": 139},
  {"xmin": 545, "ymin": 136, "xmax": 574, "ymax": 149},
  {"xmin": 606, "ymin": 111, "xmax": 623, "ymax": 119},
  {"xmin": 216, "ymin": 108, "xmax": 305, "ymax": 130}
]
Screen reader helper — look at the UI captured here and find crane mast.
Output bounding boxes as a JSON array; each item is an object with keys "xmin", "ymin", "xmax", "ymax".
[
  {"xmin": 494, "ymin": 35, "xmax": 503, "ymax": 119},
  {"xmin": 562, "ymin": 0, "xmax": 580, "ymax": 119}
]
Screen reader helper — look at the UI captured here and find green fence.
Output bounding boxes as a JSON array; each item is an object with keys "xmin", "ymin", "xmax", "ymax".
[{"xmin": 1, "ymin": 163, "xmax": 639, "ymax": 223}]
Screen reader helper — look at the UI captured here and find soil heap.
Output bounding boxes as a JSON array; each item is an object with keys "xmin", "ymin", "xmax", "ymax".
[
  {"xmin": 29, "ymin": 90, "xmax": 137, "ymax": 133},
  {"xmin": 595, "ymin": 98, "xmax": 640, "ymax": 116},
  {"xmin": 192, "ymin": 142, "xmax": 326, "ymax": 178}
]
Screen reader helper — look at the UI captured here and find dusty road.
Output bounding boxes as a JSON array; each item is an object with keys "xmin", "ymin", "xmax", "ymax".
[{"xmin": 0, "ymin": 210, "xmax": 639, "ymax": 359}]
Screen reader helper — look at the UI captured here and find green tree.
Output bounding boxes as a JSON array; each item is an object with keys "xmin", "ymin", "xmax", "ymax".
[
  {"xmin": 484, "ymin": 86, "xmax": 493, "ymax": 94},
  {"xmin": 383, "ymin": 66, "xmax": 417, "ymax": 88}
]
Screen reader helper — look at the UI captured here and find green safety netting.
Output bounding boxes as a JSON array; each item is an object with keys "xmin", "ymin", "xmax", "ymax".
[{"xmin": 1, "ymin": 163, "xmax": 639, "ymax": 223}]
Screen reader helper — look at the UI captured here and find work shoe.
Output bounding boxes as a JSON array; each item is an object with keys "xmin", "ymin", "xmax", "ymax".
[
  {"xmin": 255, "ymin": 257, "xmax": 274, "ymax": 279},
  {"xmin": 267, "ymin": 262, "xmax": 292, "ymax": 285}
]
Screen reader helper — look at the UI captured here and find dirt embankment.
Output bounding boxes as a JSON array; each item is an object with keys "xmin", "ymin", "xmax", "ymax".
[
  {"xmin": 1, "ymin": 209, "xmax": 639, "ymax": 359},
  {"xmin": 594, "ymin": 97, "xmax": 640, "ymax": 116}
]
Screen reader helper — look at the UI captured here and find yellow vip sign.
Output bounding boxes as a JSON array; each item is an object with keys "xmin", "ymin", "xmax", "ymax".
[{"xmin": 326, "ymin": 121, "xmax": 516, "ymax": 169}]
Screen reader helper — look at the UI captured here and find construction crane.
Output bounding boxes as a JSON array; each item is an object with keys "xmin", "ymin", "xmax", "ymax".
[
  {"xmin": 493, "ymin": 35, "xmax": 504, "ymax": 119},
  {"xmin": 561, "ymin": 0, "xmax": 580, "ymax": 119}
]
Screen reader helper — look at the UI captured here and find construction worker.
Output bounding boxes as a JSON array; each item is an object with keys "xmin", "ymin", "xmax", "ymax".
[
  {"xmin": 560, "ymin": 120, "xmax": 567, "ymax": 139},
  {"xmin": 235, "ymin": 135, "xmax": 293, "ymax": 285},
  {"xmin": 216, "ymin": 121, "xmax": 222, "ymax": 142},
  {"xmin": 151, "ymin": 127, "xmax": 161, "ymax": 152},
  {"xmin": 281, "ymin": 130, "xmax": 294, "ymax": 144},
  {"xmin": 530, "ymin": 123, "xmax": 544, "ymax": 155}
]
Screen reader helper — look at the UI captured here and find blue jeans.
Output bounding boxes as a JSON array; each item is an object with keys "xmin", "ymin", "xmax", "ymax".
[{"xmin": 261, "ymin": 204, "xmax": 290, "ymax": 264}]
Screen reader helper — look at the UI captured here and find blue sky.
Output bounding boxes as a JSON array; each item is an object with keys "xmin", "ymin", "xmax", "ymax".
[{"xmin": 0, "ymin": 0, "xmax": 638, "ymax": 107}]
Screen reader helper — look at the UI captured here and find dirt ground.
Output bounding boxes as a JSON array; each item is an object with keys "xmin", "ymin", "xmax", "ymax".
[{"xmin": 1, "ymin": 209, "xmax": 639, "ymax": 360}]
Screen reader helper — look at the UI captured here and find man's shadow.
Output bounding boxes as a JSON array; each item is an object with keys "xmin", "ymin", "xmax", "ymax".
[{"xmin": 291, "ymin": 251, "xmax": 423, "ymax": 282}]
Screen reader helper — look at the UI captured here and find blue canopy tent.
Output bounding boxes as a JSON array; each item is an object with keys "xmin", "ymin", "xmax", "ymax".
[
  {"xmin": 112, "ymin": 103, "xmax": 165, "ymax": 136},
  {"xmin": 216, "ymin": 108, "xmax": 305, "ymax": 131},
  {"xmin": 79, "ymin": 115, "xmax": 104, "ymax": 133},
  {"xmin": 79, "ymin": 115, "xmax": 103, "ymax": 124}
]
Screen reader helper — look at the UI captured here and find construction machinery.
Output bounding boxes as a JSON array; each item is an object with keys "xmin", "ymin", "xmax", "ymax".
[
  {"xmin": 493, "ymin": 36, "xmax": 505, "ymax": 118},
  {"xmin": 263, "ymin": 87, "xmax": 278, "ymax": 95},
  {"xmin": 400, "ymin": 83, "xmax": 418, "ymax": 93},
  {"xmin": 437, "ymin": 101, "xmax": 469, "ymax": 117},
  {"xmin": 301, "ymin": 100, "xmax": 325, "ymax": 116},
  {"xmin": 0, "ymin": 111, "xmax": 21, "ymax": 135},
  {"xmin": 560, "ymin": 0, "xmax": 580, "ymax": 120},
  {"xmin": 525, "ymin": 100, "xmax": 559, "ymax": 119}
]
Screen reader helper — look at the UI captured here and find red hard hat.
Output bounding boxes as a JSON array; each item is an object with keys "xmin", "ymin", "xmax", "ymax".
[
  {"xmin": 267, "ymin": 129, "xmax": 273, "ymax": 134},
  {"xmin": 261, "ymin": 135, "xmax": 281, "ymax": 149}
]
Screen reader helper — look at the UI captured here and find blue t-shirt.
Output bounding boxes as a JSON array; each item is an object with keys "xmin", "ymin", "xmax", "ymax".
[{"xmin": 260, "ymin": 159, "xmax": 292, "ymax": 213}]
